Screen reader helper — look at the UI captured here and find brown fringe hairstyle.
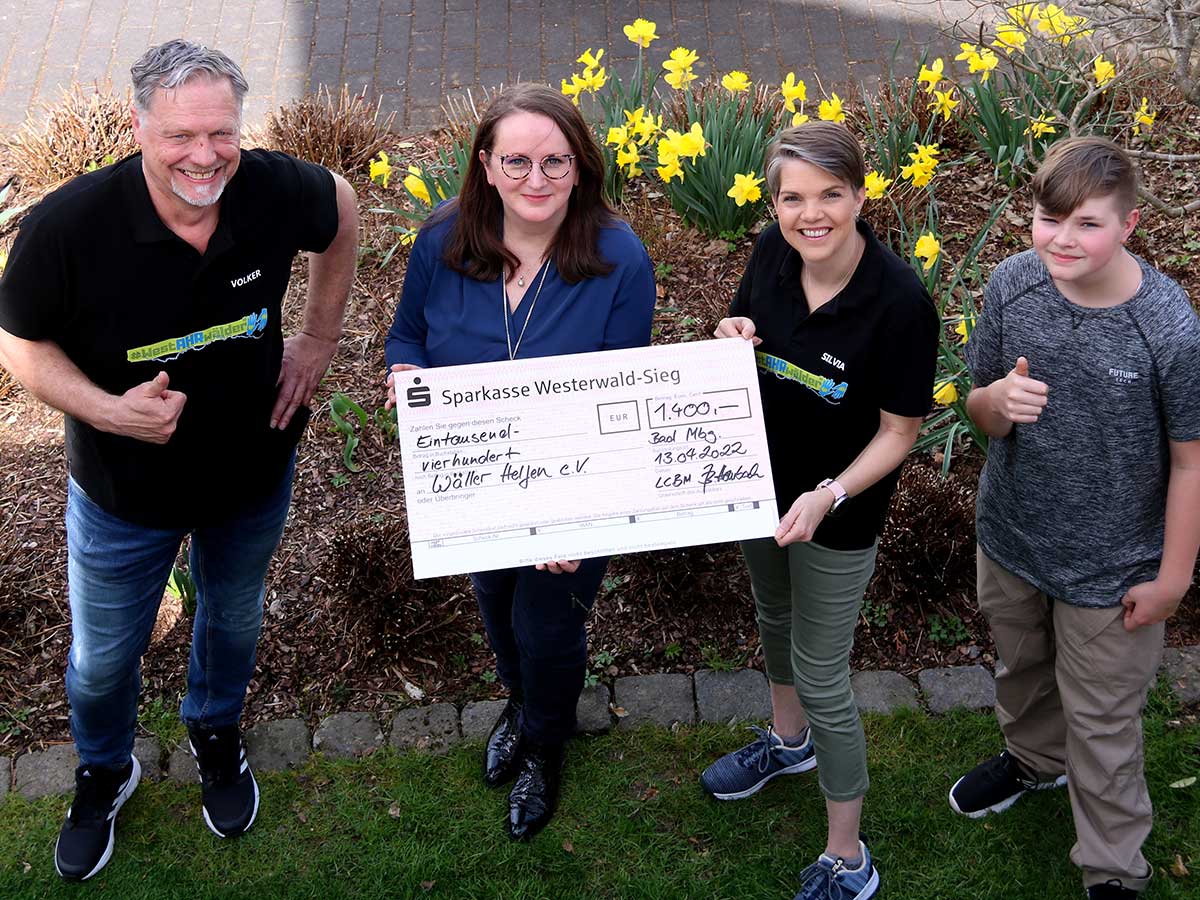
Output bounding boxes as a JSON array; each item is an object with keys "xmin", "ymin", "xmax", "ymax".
[
  {"xmin": 429, "ymin": 83, "xmax": 616, "ymax": 284},
  {"xmin": 1031, "ymin": 136, "xmax": 1138, "ymax": 216}
]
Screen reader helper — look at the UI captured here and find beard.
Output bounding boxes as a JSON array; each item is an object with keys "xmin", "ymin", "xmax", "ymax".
[{"xmin": 171, "ymin": 172, "xmax": 228, "ymax": 208}]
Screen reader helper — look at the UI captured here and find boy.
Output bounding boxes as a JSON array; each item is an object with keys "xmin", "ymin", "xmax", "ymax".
[{"xmin": 953, "ymin": 137, "xmax": 1200, "ymax": 898}]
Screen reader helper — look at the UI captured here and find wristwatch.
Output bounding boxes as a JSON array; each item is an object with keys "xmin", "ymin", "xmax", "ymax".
[{"xmin": 817, "ymin": 478, "xmax": 848, "ymax": 511}]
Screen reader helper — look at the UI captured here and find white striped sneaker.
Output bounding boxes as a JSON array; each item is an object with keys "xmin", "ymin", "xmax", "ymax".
[
  {"xmin": 54, "ymin": 756, "xmax": 141, "ymax": 881},
  {"xmin": 187, "ymin": 724, "xmax": 260, "ymax": 837}
]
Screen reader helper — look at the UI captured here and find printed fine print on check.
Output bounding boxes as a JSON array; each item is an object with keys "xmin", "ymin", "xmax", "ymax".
[{"xmin": 394, "ymin": 339, "xmax": 779, "ymax": 579}]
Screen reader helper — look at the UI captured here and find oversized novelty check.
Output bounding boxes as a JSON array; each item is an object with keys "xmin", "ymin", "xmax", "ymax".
[{"xmin": 394, "ymin": 339, "xmax": 779, "ymax": 578}]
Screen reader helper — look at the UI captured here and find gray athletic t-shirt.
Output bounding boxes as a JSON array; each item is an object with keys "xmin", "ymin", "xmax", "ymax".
[{"xmin": 966, "ymin": 249, "xmax": 1200, "ymax": 607}]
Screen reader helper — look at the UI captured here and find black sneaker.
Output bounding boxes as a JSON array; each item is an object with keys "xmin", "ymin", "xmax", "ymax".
[
  {"xmin": 1087, "ymin": 879, "xmax": 1141, "ymax": 899},
  {"xmin": 949, "ymin": 749, "xmax": 1066, "ymax": 818},
  {"xmin": 54, "ymin": 757, "xmax": 141, "ymax": 881},
  {"xmin": 187, "ymin": 723, "xmax": 259, "ymax": 837}
]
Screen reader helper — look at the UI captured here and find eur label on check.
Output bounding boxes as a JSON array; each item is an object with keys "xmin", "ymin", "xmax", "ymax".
[{"xmin": 394, "ymin": 339, "xmax": 778, "ymax": 578}]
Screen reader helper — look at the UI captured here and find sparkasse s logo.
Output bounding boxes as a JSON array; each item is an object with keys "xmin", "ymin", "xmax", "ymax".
[{"xmin": 406, "ymin": 376, "xmax": 431, "ymax": 408}]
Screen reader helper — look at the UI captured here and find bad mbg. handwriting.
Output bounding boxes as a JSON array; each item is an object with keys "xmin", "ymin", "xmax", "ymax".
[{"xmin": 649, "ymin": 425, "xmax": 718, "ymax": 446}]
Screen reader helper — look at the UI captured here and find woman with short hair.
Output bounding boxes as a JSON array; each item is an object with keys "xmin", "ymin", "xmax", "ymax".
[
  {"xmin": 704, "ymin": 121, "xmax": 938, "ymax": 900},
  {"xmin": 385, "ymin": 83, "xmax": 656, "ymax": 841}
]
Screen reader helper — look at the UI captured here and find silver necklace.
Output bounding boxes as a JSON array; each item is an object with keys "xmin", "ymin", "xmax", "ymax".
[
  {"xmin": 802, "ymin": 234, "xmax": 863, "ymax": 306},
  {"xmin": 503, "ymin": 259, "xmax": 551, "ymax": 360}
]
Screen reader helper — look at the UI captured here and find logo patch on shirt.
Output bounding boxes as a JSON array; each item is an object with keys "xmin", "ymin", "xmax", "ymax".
[
  {"xmin": 756, "ymin": 351, "xmax": 848, "ymax": 404},
  {"xmin": 230, "ymin": 269, "xmax": 262, "ymax": 288},
  {"xmin": 1108, "ymin": 366, "xmax": 1141, "ymax": 386},
  {"xmin": 125, "ymin": 308, "xmax": 269, "ymax": 363}
]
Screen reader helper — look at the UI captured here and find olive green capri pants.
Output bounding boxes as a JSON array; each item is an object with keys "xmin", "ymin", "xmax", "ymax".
[{"xmin": 741, "ymin": 536, "xmax": 878, "ymax": 802}]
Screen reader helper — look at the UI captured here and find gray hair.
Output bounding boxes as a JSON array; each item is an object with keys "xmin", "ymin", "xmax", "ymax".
[
  {"xmin": 130, "ymin": 39, "xmax": 249, "ymax": 113},
  {"xmin": 764, "ymin": 122, "xmax": 865, "ymax": 198}
]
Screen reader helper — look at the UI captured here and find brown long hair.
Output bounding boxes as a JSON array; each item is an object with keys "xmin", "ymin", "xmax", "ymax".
[{"xmin": 431, "ymin": 83, "xmax": 616, "ymax": 283}]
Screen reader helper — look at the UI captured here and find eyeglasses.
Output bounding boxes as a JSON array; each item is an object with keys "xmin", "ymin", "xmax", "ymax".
[{"xmin": 489, "ymin": 152, "xmax": 576, "ymax": 180}]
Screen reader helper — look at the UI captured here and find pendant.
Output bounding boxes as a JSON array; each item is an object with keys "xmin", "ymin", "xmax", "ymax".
[{"xmin": 517, "ymin": 275, "xmax": 525, "ymax": 288}]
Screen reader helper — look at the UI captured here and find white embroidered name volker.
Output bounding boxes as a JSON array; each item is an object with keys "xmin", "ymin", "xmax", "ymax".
[{"xmin": 230, "ymin": 269, "xmax": 262, "ymax": 288}]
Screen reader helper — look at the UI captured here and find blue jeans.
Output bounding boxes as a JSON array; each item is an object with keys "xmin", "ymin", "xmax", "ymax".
[
  {"xmin": 470, "ymin": 557, "xmax": 608, "ymax": 746},
  {"xmin": 65, "ymin": 457, "xmax": 294, "ymax": 768}
]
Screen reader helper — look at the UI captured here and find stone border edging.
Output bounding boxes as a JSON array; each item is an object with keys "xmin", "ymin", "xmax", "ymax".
[{"xmin": 5, "ymin": 647, "xmax": 1198, "ymax": 800}]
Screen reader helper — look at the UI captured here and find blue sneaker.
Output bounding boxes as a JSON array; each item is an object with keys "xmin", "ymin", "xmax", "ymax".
[
  {"xmin": 793, "ymin": 840, "xmax": 879, "ymax": 900},
  {"xmin": 700, "ymin": 725, "xmax": 816, "ymax": 800}
]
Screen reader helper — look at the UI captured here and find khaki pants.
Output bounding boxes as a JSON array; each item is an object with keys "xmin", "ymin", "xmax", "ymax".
[{"xmin": 977, "ymin": 548, "xmax": 1164, "ymax": 892}]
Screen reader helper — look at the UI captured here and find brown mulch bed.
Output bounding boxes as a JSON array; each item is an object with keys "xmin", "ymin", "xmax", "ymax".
[{"xmin": 2, "ymin": 95, "xmax": 1200, "ymax": 758}]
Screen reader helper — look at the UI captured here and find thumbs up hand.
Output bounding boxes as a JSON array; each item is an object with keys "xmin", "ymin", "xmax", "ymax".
[
  {"xmin": 995, "ymin": 356, "xmax": 1049, "ymax": 424},
  {"xmin": 104, "ymin": 370, "xmax": 188, "ymax": 444}
]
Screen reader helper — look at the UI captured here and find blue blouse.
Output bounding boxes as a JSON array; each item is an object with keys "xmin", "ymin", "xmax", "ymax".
[{"xmin": 385, "ymin": 210, "xmax": 657, "ymax": 368}]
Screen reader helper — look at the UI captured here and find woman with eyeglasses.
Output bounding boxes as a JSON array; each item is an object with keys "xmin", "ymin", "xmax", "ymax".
[{"xmin": 384, "ymin": 83, "xmax": 656, "ymax": 841}]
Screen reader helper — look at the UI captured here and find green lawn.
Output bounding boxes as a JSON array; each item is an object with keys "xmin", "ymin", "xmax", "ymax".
[{"xmin": 2, "ymin": 697, "xmax": 1197, "ymax": 900}]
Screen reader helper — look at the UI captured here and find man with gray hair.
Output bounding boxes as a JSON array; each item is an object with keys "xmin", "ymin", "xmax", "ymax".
[{"xmin": 0, "ymin": 39, "xmax": 358, "ymax": 880}]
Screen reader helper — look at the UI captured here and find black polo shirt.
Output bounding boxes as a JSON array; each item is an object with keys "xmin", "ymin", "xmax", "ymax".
[
  {"xmin": 731, "ymin": 219, "xmax": 938, "ymax": 550},
  {"xmin": 0, "ymin": 149, "xmax": 338, "ymax": 527}
]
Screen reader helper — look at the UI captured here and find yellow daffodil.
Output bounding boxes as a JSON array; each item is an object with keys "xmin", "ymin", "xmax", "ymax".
[
  {"xmin": 663, "ymin": 47, "xmax": 698, "ymax": 73},
  {"xmin": 727, "ymin": 171, "xmax": 764, "ymax": 207},
  {"xmin": 900, "ymin": 143, "xmax": 940, "ymax": 188},
  {"xmin": 0, "ymin": 249, "xmax": 7, "ymax": 272},
  {"xmin": 917, "ymin": 58, "xmax": 944, "ymax": 93},
  {"xmin": 781, "ymin": 72, "xmax": 807, "ymax": 113},
  {"xmin": 864, "ymin": 170, "xmax": 892, "ymax": 200},
  {"xmin": 369, "ymin": 151, "xmax": 392, "ymax": 188},
  {"xmin": 792, "ymin": 112, "xmax": 810, "ymax": 127},
  {"xmin": 403, "ymin": 165, "xmax": 431, "ymax": 205},
  {"xmin": 625, "ymin": 106, "xmax": 661, "ymax": 144},
  {"xmin": 606, "ymin": 125, "xmax": 630, "ymax": 147},
  {"xmin": 933, "ymin": 380, "xmax": 959, "ymax": 405},
  {"xmin": 818, "ymin": 93, "xmax": 846, "ymax": 123},
  {"xmin": 929, "ymin": 88, "xmax": 959, "ymax": 122},
  {"xmin": 665, "ymin": 68, "xmax": 697, "ymax": 90},
  {"xmin": 972, "ymin": 48, "xmax": 1000, "ymax": 80},
  {"xmin": 954, "ymin": 317, "xmax": 974, "ymax": 344},
  {"xmin": 581, "ymin": 65, "xmax": 607, "ymax": 91},
  {"xmin": 1025, "ymin": 114, "xmax": 1057, "ymax": 138},
  {"xmin": 663, "ymin": 47, "xmax": 699, "ymax": 90},
  {"xmin": 955, "ymin": 43, "xmax": 999, "ymax": 81},
  {"xmin": 1133, "ymin": 97, "xmax": 1156, "ymax": 135},
  {"xmin": 900, "ymin": 162, "xmax": 934, "ymax": 188},
  {"xmin": 992, "ymin": 23, "xmax": 1029, "ymax": 54},
  {"xmin": 722, "ymin": 70, "xmax": 751, "ymax": 92},
  {"xmin": 560, "ymin": 74, "xmax": 587, "ymax": 104},
  {"xmin": 577, "ymin": 48, "xmax": 604, "ymax": 69},
  {"xmin": 912, "ymin": 142, "xmax": 941, "ymax": 166},
  {"xmin": 674, "ymin": 122, "xmax": 707, "ymax": 162},
  {"xmin": 398, "ymin": 227, "xmax": 418, "ymax": 247},
  {"xmin": 914, "ymin": 232, "xmax": 941, "ymax": 271},
  {"xmin": 1037, "ymin": 4, "xmax": 1090, "ymax": 45},
  {"xmin": 657, "ymin": 157, "xmax": 684, "ymax": 183},
  {"xmin": 1092, "ymin": 55, "xmax": 1114, "ymax": 88},
  {"xmin": 623, "ymin": 18, "xmax": 658, "ymax": 48},
  {"xmin": 616, "ymin": 143, "xmax": 642, "ymax": 177},
  {"xmin": 1004, "ymin": 3, "xmax": 1042, "ymax": 31}
]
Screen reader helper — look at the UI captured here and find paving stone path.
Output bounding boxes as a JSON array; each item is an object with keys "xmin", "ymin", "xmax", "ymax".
[
  {"xmin": 8, "ymin": 651, "xmax": 1198, "ymax": 799},
  {"xmin": 0, "ymin": 0, "xmax": 987, "ymax": 133}
]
